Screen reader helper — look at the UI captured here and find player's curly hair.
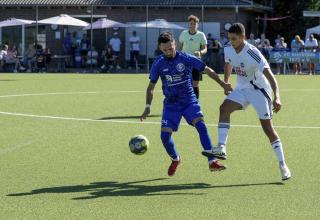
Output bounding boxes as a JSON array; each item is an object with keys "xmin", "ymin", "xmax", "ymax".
[
  {"xmin": 158, "ymin": 31, "xmax": 174, "ymax": 45},
  {"xmin": 188, "ymin": 15, "xmax": 199, "ymax": 23},
  {"xmin": 228, "ymin": 23, "xmax": 245, "ymax": 36}
]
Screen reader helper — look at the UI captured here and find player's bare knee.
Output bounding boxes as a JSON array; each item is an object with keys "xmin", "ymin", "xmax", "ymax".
[
  {"xmin": 219, "ymin": 103, "xmax": 231, "ymax": 116},
  {"xmin": 191, "ymin": 117, "xmax": 203, "ymax": 126}
]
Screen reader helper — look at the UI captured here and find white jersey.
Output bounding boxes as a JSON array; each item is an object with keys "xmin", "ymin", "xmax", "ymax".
[{"xmin": 224, "ymin": 41, "xmax": 271, "ymax": 93}]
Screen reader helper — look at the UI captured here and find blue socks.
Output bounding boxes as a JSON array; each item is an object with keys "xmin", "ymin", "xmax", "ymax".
[
  {"xmin": 161, "ymin": 131, "xmax": 179, "ymax": 160},
  {"xmin": 195, "ymin": 120, "xmax": 215, "ymax": 162}
]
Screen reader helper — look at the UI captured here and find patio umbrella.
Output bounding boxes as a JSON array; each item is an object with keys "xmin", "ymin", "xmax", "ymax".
[
  {"xmin": 38, "ymin": 14, "xmax": 88, "ymax": 27},
  {"xmin": 132, "ymin": 19, "xmax": 185, "ymax": 30},
  {"xmin": 0, "ymin": 18, "xmax": 35, "ymax": 55},
  {"xmin": 132, "ymin": 19, "xmax": 185, "ymax": 72},
  {"xmin": 83, "ymin": 18, "xmax": 128, "ymax": 30},
  {"xmin": 0, "ymin": 18, "xmax": 34, "ymax": 27}
]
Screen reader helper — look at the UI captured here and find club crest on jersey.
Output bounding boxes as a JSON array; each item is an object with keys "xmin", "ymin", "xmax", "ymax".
[
  {"xmin": 165, "ymin": 75, "xmax": 173, "ymax": 82},
  {"xmin": 240, "ymin": 62, "xmax": 245, "ymax": 68},
  {"xmin": 176, "ymin": 63, "xmax": 185, "ymax": 72}
]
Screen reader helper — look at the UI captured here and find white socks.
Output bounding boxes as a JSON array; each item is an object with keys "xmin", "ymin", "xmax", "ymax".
[
  {"xmin": 218, "ymin": 122, "xmax": 230, "ymax": 146},
  {"xmin": 271, "ymin": 139, "xmax": 285, "ymax": 164}
]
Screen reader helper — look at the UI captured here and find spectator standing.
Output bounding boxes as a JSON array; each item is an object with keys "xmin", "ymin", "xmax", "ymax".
[
  {"xmin": 129, "ymin": 31, "xmax": 140, "ymax": 70},
  {"xmin": 247, "ymin": 33, "xmax": 257, "ymax": 47},
  {"xmin": 109, "ymin": 32, "xmax": 122, "ymax": 70},
  {"xmin": 274, "ymin": 37, "xmax": 288, "ymax": 74},
  {"xmin": 304, "ymin": 34, "xmax": 318, "ymax": 75},
  {"xmin": 290, "ymin": 35, "xmax": 304, "ymax": 74},
  {"xmin": 80, "ymin": 34, "xmax": 90, "ymax": 67}
]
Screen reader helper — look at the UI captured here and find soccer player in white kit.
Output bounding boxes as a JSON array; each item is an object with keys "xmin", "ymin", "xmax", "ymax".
[{"xmin": 202, "ymin": 23, "xmax": 291, "ymax": 181}]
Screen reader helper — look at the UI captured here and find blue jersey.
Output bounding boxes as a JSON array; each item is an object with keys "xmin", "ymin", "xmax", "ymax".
[{"xmin": 149, "ymin": 51, "xmax": 205, "ymax": 104}]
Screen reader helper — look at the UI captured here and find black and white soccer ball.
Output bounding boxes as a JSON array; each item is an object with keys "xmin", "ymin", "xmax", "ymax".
[{"xmin": 129, "ymin": 135, "xmax": 149, "ymax": 155}]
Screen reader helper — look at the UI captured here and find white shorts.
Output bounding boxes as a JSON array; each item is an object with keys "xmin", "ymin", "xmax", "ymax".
[{"xmin": 226, "ymin": 88, "xmax": 273, "ymax": 120}]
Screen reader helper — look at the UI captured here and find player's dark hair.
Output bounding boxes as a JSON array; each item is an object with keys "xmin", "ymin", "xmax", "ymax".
[
  {"xmin": 158, "ymin": 31, "xmax": 174, "ymax": 45},
  {"xmin": 228, "ymin": 23, "xmax": 245, "ymax": 36}
]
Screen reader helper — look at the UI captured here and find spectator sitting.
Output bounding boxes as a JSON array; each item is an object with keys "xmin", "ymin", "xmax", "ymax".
[
  {"xmin": 100, "ymin": 44, "xmax": 115, "ymax": 72},
  {"xmin": 5, "ymin": 45, "xmax": 25, "ymax": 72},
  {"xmin": 24, "ymin": 44, "xmax": 36, "ymax": 72},
  {"xmin": 86, "ymin": 46, "xmax": 98, "ymax": 67},
  {"xmin": 0, "ymin": 44, "xmax": 8, "ymax": 70}
]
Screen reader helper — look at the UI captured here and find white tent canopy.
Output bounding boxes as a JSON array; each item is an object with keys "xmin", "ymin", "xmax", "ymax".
[
  {"xmin": 132, "ymin": 19, "xmax": 185, "ymax": 29},
  {"xmin": 306, "ymin": 25, "xmax": 320, "ymax": 38},
  {"xmin": 0, "ymin": 18, "xmax": 34, "ymax": 27},
  {"xmin": 84, "ymin": 18, "xmax": 128, "ymax": 30},
  {"xmin": 38, "ymin": 14, "xmax": 88, "ymax": 27}
]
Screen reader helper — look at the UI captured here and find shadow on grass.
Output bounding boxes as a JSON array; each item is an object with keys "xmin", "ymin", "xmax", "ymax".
[
  {"xmin": 7, "ymin": 178, "xmax": 284, "ymax": 200},
  {"xmin": 97, "ymin": 114, "xmax": 161, "ymax": 120},
  {"xmin": 0, "ymin": 79, "xmax": 17, "ymax": 81}
]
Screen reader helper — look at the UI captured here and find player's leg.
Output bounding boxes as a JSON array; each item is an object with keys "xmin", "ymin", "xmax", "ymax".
[
  {"xmin": 202, "ymin": 90, "xmax": 245, "ymax": 159},
  {"xmin": 184, "ymin": 103, "xmax": 226, "ymax": 171},
  {"xmin": 248, "ymin": 89, "xmax": 291, "ymax": 180},
  {"xmin": 161, "ymin": 105, "xmax": 182, "ymax": 176},
  {"xmin": 192, "ymin": 69, "xmax": 201, "ymax": 99},
  {"xmin": 260, "ymin": 119, "xmax": 291, "ymax": 180}
]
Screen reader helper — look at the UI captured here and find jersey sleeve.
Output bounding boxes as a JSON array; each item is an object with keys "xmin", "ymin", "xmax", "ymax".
[
  {"xmin": 187, "ymin": 54, "xmax": 206, "ymax": 72},
  {"xmin": 254, "ymin": 48, "xmax": 270, "ymax": 72},
  {"xmin": 224, "ymin": 46, "xmax": 232, "ymax": 64},
  {"xmin": 200, "ymin": 32, "xmax": 207, "ymax": 46},
  {"xmin": 149, "ymin": 58, "xmax": 160, "ymax": 83}
]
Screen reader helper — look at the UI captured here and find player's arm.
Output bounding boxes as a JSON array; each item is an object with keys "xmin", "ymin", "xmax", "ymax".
[
  {"xmin": 224, "ymin": 62, "xmax": 232, "ymax": 83},
  {"xmin": 140, "ymin": 81, "xmax": 156, "ymax": 121},
  {"xmin": 263, "ymin": 68, "xmax": 281, "ymax": 113},
  {"xmin": 203, "ymin": 66, "xmax": 232, "ymax": 94},
  {"xmin": 195, "ymin": 44, "xmax": 207, "ymax": 57}
]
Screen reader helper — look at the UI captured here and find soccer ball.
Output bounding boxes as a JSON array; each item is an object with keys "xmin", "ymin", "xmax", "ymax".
[{"xmin": 129, "ymin": 135, "xmax": 149, "ymax": 155}]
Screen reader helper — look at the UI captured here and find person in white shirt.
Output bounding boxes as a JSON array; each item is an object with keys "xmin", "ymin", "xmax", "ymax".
[
  {"xmin": 247, "ymin": 33, "xmax": 257, "ymax": 47},
  {"xmin": 304, "ymin": 34, "xmax": 318, "ymax": 75},
  {"xmin": 86, "ymin": 46, "xmax": 98, "ymax": 67},
  {"xmin": 129, "ymin": 31, "xmax": 140, "ymax": 69},
  {"xmin": 290, "ymin": 35, "xmax": 304, "ymax": 74},
  {"xmin": 202, "ymin": 23, "xmax": 291, "ymax": 181},
  {"xmin": 109, "ymin": 32, "xmax": 122, "ymax": 69}
]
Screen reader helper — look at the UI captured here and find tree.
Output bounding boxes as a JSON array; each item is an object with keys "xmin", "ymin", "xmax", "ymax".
[{"xmin": 266, "ymin": 0, "xmax": 319, "ymax": 43}]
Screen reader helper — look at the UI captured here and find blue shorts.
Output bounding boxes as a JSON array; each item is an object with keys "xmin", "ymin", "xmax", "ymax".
[{"xmin": 161, "ymin": 102, "xmax": 203, "ymax": 132}]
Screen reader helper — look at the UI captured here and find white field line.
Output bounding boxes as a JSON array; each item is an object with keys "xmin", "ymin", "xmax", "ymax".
[
  {"xmin": 0, "ymin": 88, "xmax": 319, "ymax": 98},
  {"xmin": 0, "ymin": 140, "xmax": 35, "ymax": 156},
  {"xmin": 0, "ymin": 111, "xmax": 319, "ymax": 130}
]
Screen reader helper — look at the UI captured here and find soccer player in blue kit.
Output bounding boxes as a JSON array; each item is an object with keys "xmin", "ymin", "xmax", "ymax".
[{"xmin": 140, "ymin": 32, "xmax": 232, "ymax": 176}]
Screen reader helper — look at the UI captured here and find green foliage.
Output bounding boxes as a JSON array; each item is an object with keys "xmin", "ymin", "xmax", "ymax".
[{"xmin": 267, "ymin": 0, "xmax": 319, "ymax": 42}]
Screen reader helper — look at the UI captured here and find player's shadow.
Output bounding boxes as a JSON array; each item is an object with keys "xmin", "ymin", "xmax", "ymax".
[
  {"xmin": 7, "ymin": 178, "xmax": 284, "ymax": 200},
  {"xmin": 97, "ymin": 114, "xmax": 161, "ymax": 120}
]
